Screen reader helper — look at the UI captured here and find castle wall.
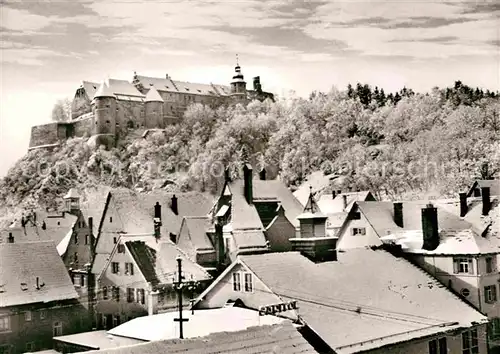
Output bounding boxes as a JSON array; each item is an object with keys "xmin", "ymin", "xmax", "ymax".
[
  {"xmin": 29, "ymin": 123, "xmax": 68, "ymax": 148},
  {"xmin": 73, "ymin": 116, "xmax": 93, "ymax": 138},
  {"xmin": 116, "ymin": 100, "xmax": 144, "ymax": 134}
]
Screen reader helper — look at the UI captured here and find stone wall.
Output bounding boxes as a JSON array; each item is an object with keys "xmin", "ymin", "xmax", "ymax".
[
  {"xmin": 116, "ymin": 100, "xmax": 144, "ymax": 137},
  {"xmin": 29, "ymin": 123, "xmax": 67, "ymax": 148},
  {"xmin": 73, "ymin": 115, "xmax": 93, "ymax": 138}
]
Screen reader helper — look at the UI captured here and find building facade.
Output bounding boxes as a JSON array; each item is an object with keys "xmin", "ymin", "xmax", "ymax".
[
  {"xmin": 29, "ymin": 62, "xmax": 274, "ymax": 150},
  {"xmin": 0, "ymin": 242, "xmax": 90, "ymax": 354}
]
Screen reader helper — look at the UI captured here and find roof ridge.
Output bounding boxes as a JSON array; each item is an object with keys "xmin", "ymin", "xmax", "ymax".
[{"xmin": 169, "ymin": 240, "xmax": 212, "ymax": 278}]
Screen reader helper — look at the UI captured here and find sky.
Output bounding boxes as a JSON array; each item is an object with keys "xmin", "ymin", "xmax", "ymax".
[{"xmin": 0, "ymin": 0, "xmax": 499, "ymax": 177}]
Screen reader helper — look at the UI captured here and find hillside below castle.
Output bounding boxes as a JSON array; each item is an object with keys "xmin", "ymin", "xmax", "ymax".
[{"xmin": 29, "ymin": 61, "xmax": 274, "ymax": 150}]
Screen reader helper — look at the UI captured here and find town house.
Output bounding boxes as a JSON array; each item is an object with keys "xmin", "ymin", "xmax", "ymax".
[
  {"xmin": 193, "ymin": 194, "xmax": 489, "ymax": 354},
  {"xmin": 95, "ymin": 232, "xmax": 211, "ymax": 329},
  {"xmin": 336, "ymin": 182, "xmax": 500, "ymax": 351},
  {"xmin": 188, "ymin": 164, "xmax": 304, "ymax": 270},
  {"xmin": 0, "ymin": 241, "xmax": 89, "ymax": 354}
]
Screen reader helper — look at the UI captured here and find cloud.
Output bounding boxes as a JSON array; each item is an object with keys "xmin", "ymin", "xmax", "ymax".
[{"xmin": 0, "ymin": 7, "xmax": 55, "ymax": 31}]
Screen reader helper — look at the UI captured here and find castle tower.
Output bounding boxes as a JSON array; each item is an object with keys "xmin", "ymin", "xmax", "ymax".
[
  {"xmin": 91, "ymin": 80, "xmax": 117, "ymax": 149},
  {"xmin": 230, "ymin": 55, "xmax": 247, "ymax": 102},
  {"xmin": 144, "ymin": 85, "xmax": 164, "ymax": 129}
]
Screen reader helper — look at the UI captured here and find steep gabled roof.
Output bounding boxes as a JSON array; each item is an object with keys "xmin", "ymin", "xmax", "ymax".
[
  {"xmin": 107, "ymin": 235, "xmax": 211, "ymax": 286},
  {"xmin": 92, "ymin": 321, "xmax": 316, "ymax": 354},
  {"xmin": 238, "ymin": 249, "xmax": 487, "ymax": 353},
  {"xmin": 348, "ymin": 200, "xmax": 498, "ymax": 255},
  {"xmin": 0, "ymin": 241, "xmax": 79, "ymax": 307},
  {"xmin": 181, "ymin": 216, "xmax": 213, "ymax": 251},
  {"xmin": 467, "ymin": 179, "xmax": 500, "ymax": 197}
]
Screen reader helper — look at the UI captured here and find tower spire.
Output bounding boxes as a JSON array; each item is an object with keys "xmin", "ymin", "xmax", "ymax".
[{"xmin": 236, "ymin": 53, "xmax": 239, "ymax": 66}]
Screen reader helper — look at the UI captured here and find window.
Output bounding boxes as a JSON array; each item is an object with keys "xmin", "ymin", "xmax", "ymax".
[
  {"xmin": 486, "ymin": 257, "xmax": 496, "ymax": 273},
  {"xmin": 462, "ymin": 329, "xmax": 478, "ymax": 354},
  {"xmin": 113, "ymin": 237, "xmax": 117, "ymax": 244},
  {"xmin": 352, "ymin": 212, "xmax": 361, "ymax": 220},
  {"xmin": 169, "ymin": 233, "xmax": 176, "ymax": 243},
  {"xmin": 102, "ymin": 314, "xmax": 107, "ymax": 328},
  {"xmin": 117, "ymin": 244, "xmax": 125, "ymax": 253},
  {"xmin": 75, "ymin": 234, "xmax": 79, "ymax": 244},
  {"xmin": 53, "ymin": 321, "xmax": 63, "ymax": 336},
  {"xmin": 73, "ymin": 274, "xmax": 81, "ymax": 285},
  {"xmin": 429, "ymin": 337, "xmax": 447, "ymax": 354},
  {"xmin": 40, "ymin": 310, "xmax": 47, "ymax": 320},
  {"xmin": 125, "ymin": 263, "xmax": 134, "ymax": 275},
  {"xmin": 25, "ymin": 342, "xmax": 35, "ymax": 352},
  {"xmin": 137, "ymin": 289, "xmax": 145, "ymax": 304},
  {"xmin": 85, "ymin": 235, "xmax": 89, "ymax": 245},
  {"xmin": 0, "ymin": 316, "xmax": 10, "ymax": 332},
  {"xmin": 127, "ymin": 288, "xmax": 135, "ymax": 302},
  {"xmin": 25, "ymin": 310, "xmax": 32, "ymax": 322},
  {"xmin": 453, "ymin": 258, "xmax": 474, "ymax": 274},
  {"xmin": 110, "ymin": 217, "xmax": 113, "ymax": 223},
  {"xmin": 490, "ymin": 318, "xmax": 500, "ymax": 339},
  {"xmin": 102, "ymin": 286, "xmax": 108, "ymax": 300},
  {"xmin": 113, "ymin": 287, "xmax": 120, "ymax": 302},
  {"xmin": 233, "ymin": 272, "xmax": 241, "ymax": 292},
  {"xmin": 351, "ymin": 227, "xmax": 366, "ymax": 236},
  {"xmin": 81, "ymin": 274, "xmax": 86, "ymax": 287},
  {"xmin": 0, "ymin": 345, "xmax": 11, "ymax": 354},
  {"xmin": 78, "ymin": 221, "xmax": 81, "ymax": 228},
  {"xmin": 111, "ymin": 262, "xmax": 120, "ymax": 274},
  {"xmin": 224, "ymin": 237, "xmax": 230, "ymax": 252},
  {"xmin": 474, "ymin": 188, "xmax": 481, "ymax": 197},
  {"xmin": 244, "ymin": 273, "xmax": 253, "ymax": 293},
  {"xmin": 113, "ymin": 315, "xmax": 120, "ymax": 328},
  {"xmin": 485, "ymin": 285, "xmax": 497, "ymax": 303}
]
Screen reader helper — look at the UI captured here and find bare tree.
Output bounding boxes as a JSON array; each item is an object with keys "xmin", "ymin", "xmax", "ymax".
[{"xmin": 51, "ymin": 98, "xmax": 72, "ymax": 122}]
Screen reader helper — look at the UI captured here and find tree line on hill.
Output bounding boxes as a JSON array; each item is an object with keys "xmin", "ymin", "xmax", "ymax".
[{"xmin": 1, "ymin": 81, "xmax": 499, "ymax": 212}]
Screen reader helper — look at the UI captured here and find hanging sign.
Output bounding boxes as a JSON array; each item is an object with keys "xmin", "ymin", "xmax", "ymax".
[{"xmin": 258, "ymin": 300, "xmax": 298, "ymax": 316}]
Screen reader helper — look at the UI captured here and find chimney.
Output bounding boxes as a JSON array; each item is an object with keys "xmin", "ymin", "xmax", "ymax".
[
  {"xmin": 393, "ymin": 202, "xmax": 403, "ymax": 228},
  {"xmin": 342, "ymin": 195, "xmax": 347, "ymax": 210},
  {"xmin": 224, "ymin": 167, "xmax": 231, "ymax": 182},
  {"xmin": 422, "ymin": 204, "xmax": 439, "ymax": 251},
  {"xmin": 332, "ymin": 190, "xmax": 336, "ymax": 199},
  {"xmin": 259, "ymin": 167, "xmax": 266, "ymax": 180},
  {"xmin": 243, "ymin": 164, "xmax": 253, "ymax": 204},
  {"xmin": 214, "ymin": 218, "xmax": 225, "ymax": 269},
  {"xmin": 154, "ymin": 202, "xmax": 162, "ymax": 220},
  {"xmin": 253, "ymin": 76, "xmax": 262, "ymax": 92},
  {"xmin": 171, "ymin": 195, "xmax": 178, "ymax": 215},
  {"xmin": 482, "ymin": 187, "xmax": 491, "ymax": 216},
  {"xmin": 459, "ymin": 192, "xmax": 468, "ymax": 217},
  {"xmin": 7, "ymin": 233, "xmax": 14, "ymax": 243},
  {"xmin": 88, "ymin": 217, "xmax": 95, "ymax": 252}
]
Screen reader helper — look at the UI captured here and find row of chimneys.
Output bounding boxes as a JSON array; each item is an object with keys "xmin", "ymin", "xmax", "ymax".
[
  {"xmin": 391, "ymin": 186, "xmax": 492, "ymax": 252},
  {"xmin": 154, "ymin": 195, "xmax": 179, "ymax": 221},
  {"xmin": 7, "ymin": 216, "xmax": 94, "ymax": 246},
  {"xmin": 459, "ymin": 186, "xmax": 491, "ymax": 217}
]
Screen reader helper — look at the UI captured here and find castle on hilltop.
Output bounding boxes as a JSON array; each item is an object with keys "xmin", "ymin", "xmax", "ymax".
[{"xmin": 29, "ymin": 60, "xmax": 274, "ymax": 150}]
